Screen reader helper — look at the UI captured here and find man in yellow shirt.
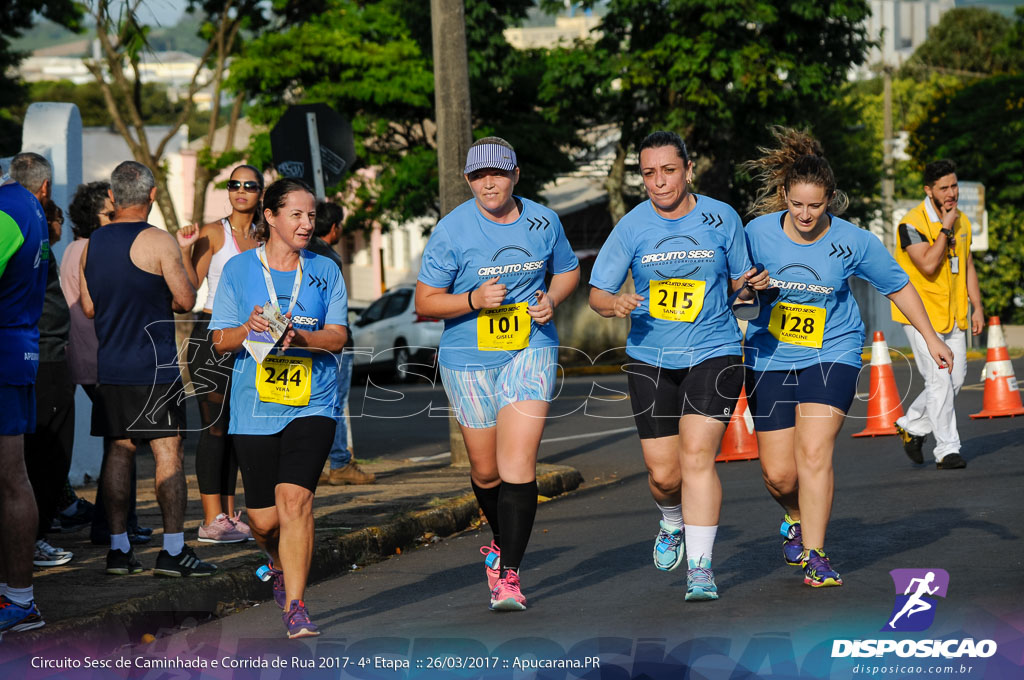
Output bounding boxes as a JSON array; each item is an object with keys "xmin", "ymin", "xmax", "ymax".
[{"xmin": 891, "ymin": 160, "xmax": 984, "ymax": 470}]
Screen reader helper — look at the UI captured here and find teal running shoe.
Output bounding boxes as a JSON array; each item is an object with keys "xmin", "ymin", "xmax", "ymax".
[
  {"xmin": 685, "ymin": 556, "xmax": 719, "ymax": 601},
  {"xmin": 653, "ymin": 520, "xmax": 684, "ymax": 571}
]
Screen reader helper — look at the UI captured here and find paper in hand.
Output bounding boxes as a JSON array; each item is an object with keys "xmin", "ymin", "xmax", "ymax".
[{"xmin": 243, "ymin": 301, "xmax": 289, "ymax": 365}]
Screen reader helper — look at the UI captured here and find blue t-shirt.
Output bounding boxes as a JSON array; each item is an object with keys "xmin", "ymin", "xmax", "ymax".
[
  {"xmin": 210, "ymin": 249, "xmax": 348, "ymax": 435},
  {"xmin": 589, "ymin": 196, "xmax": 751, "ymax": 369},
  {"xmin": 417, "ymin": 197, "xmax": 579, "ymax": 371},
  {"xmin": 0, "ymin": 182, "xmax": 49, "ymax": 386},
  {"xmin": 744, "ymin": 211, "xmax": 910, "ymax": 372}
]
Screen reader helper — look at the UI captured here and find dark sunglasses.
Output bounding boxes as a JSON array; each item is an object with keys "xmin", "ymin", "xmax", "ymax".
[
  {"xmin": 99, "ymin": 210, "xmax": 115, "ymax": 220},
  {"xmin": 227, "ymin": 180, "xmax": 261, "ymax": 192}
]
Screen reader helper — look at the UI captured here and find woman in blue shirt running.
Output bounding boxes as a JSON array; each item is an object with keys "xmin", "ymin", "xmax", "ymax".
[
  {"xmin": 589, "ymin": 131, "xmax": 768, "ymax": 602},
  {"xmin": 742, "ymin": 128, "xmax": 953, "ymax": 588},
  {"xmin": 415, "ymin": 137, "xmax": 580, "ymax": 612},
  {"xmin": 211, "ymin": 178, "xmax": 348, "ymax": 637}
]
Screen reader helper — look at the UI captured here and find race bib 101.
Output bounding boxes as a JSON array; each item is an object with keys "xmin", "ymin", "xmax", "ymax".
[{"xmin": 477, "ymin": 302, "xmax": 530, "ymax": 351}]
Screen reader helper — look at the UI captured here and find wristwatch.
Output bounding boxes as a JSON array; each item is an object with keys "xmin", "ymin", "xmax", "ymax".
[{"xmin": 941, "ymin": 228, "xmax": 955, "ymax": 240}]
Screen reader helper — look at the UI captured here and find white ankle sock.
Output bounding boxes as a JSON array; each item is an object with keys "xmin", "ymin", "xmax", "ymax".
[
  {"xmin": 656, "ymin": 503, "xmax": 683, "ymax": 529},
  {"xmin": 163, "ymin": 532, "xmax": 184, "ymax": 556},
  {"xmin": 110, "ymin": 532, "xmax": 131, "ymax": 553},
  {"xmin": 685, "ymin": 524, "xmax": 718, "ymax": 564},
  {"xmin": 6, "ymin": 585, "xmax": 34, "ymax": 607}
]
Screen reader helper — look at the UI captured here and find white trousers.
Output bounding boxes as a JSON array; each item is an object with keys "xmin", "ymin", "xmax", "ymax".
[{"xmin": 896, "ymin": 326, "xmax": 967, "ymax": 460}]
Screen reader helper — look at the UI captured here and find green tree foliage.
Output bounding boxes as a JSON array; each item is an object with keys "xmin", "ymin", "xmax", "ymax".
[
  {"xmin": 901, "ymin": 7, "xmax": 1024, "ymax": 77},
  {"xmin": 8, "ymin": 80, "xmax": 205, "ymax": 133},
  {"xmin": 231, "ymin": 0, "xmax": 435, "ymax": 230},
  {"xmin": 843, "ymin": 72, "xmax": 966, "ymax": 199},
  {"xmin": 232, "ymin": 0, "xmax": 581, "ymax": 232},
  {"xmin": 0, "ymin": 0, "xmax": 84, "ymax": 155},
  {"xmin": 78, "ymin": 0, "xmax": 267, "ymax": 230},
  {"xmin": 910, "ymin": 75, "xmax": 1024, "ymax": 207},
  {"xmin": 910, "ymin": 74, "xmax": 1024, "ymax": 321},
  {"xmin": 974, "ymin": 206, "xmax": 1024, "ymax": 323},
  {"xmin": 541, "ymin": 0, "xmax": 876, "ymax": 221}
]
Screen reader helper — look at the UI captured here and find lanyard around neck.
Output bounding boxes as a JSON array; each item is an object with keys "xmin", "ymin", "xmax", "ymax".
[{"xmin": 257, "ymin": 244, "xmax": 303, "ymax": 317}]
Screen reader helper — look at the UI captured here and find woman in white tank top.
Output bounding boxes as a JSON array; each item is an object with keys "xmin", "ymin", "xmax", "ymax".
[{"xmin": 180, "ymin": 164, "xmax": 263, "ymax": 544}]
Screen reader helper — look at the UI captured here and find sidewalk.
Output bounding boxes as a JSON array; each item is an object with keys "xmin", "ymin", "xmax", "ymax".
[{"xmin": 19, "ymin": 447, "xmax": 582, "ymax": 648}]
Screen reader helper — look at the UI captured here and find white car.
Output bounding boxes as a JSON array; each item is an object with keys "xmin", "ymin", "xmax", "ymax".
[{"xmin": 349, "ymin": 286, "xmax": 443, "ymax": 381}]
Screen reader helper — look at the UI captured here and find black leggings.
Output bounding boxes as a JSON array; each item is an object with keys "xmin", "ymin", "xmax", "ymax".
[
  {"xmin": 24, "ymin": 361, "xmax": 75, "ymax": 540},
  {"xmin": 188, "ymin": 313, "xmax": 238, "ymax": 496}
]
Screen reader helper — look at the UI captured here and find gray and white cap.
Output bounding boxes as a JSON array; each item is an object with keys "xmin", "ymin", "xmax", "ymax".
[{"xmin": 464, "ymin": 144, "xmax": 518, "ymax": 174}]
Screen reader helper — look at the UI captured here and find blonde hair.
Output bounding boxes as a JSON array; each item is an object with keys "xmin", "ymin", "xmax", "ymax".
[{"xmin": 744, "ymin": 126, "xmax": 848, "ymax": 216}]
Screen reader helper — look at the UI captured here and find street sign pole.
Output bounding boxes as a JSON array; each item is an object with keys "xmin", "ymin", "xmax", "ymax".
[{"xmin": 306, "ymin": 112, "xmax": 326, "ymax": 201}]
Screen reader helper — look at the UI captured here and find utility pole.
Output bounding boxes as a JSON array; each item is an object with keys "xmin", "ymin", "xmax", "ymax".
[
  {"xmin": 431, "ymin": 0, "xmax": 473, "ymax": 466},
  {"xmin": 882, "ymin": 65, "xmax": 895, "ymax": 251}
]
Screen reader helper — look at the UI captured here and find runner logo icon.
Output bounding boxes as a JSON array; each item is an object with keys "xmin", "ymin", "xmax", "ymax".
[{"xmin": 883, "ymin": 568, "xmax": 949, "ymax": 632}]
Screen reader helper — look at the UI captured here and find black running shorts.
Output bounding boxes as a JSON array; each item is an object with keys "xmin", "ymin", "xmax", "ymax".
[
  {"xmin": 232, "ymin": 416, "xmax": 336, "ymax": 509},
  {"xmin": 626, "ymin": 355, "xmax": 745, "ymax": 439},
  {"xmin": 91, "ymin": 382, "xmax": 188, "ymax": 440}
]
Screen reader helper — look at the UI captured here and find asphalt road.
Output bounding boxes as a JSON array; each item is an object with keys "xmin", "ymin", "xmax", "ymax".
[{"xmin": 121, "ymin": 356, "xmax": 1024, "ymax": 678}]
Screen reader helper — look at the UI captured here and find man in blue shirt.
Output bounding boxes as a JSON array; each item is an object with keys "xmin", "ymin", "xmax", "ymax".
[{"xmin": 0, "ymin": 155, "xmax": 50, "ymax": 633}]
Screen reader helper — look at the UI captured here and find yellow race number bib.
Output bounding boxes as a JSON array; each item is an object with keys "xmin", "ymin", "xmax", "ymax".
[
  {"xmin": 768, "ymin": 302, "xmax": 827, "ymax": 348},
  {"xmin": 649, "ymin": 279, "xmax": 706, "ymax": 322},
  {"xmin": 477, "ymin": 302, "xmax": 530, "ymax": 351},
  {"xmin": 256, "ymin": 354, "xmax": 313, "ymax": 406}
]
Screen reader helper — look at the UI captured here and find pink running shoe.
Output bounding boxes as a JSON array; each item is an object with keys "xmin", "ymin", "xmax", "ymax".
[
  {"xmin": 198, "ymin": 514, "xmax": 248, "ymax": 544},
  {"xmin": 489, "ymin": 570, "xmax": 527, "ymax": 611},
  {"xmin": 231, "ymin": 511, "xmax": 254, "ymax": 541},
  {"xmin": 480, "ymin": 541, "xmax": 501, "ymax": 591}
]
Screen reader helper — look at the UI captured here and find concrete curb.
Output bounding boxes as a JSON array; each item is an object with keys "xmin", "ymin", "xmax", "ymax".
[{"xmin": 16, "ymin": 465, "xmax": 583, "ymax": 649}]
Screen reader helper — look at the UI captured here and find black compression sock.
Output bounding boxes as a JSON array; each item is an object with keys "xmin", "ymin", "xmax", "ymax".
[
  {"xmin": 471, "ymin": 480, "xmax": 502, "ymax": 548},
  {"xmin": 496, "ymin": 480, "xmax": 538, "ymax": 571}
]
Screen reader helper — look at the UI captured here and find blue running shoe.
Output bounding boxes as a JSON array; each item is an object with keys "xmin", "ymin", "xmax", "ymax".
[
  {"xmin": 0, "ymin": 596, "xmax": 45, "ymax": 633},
  {"xmin": 653, "ymin": 520, "xmax": 684, "ymax": 571},
  {"xmin": 802, "ymin": 548, "xmax": 843, "ymax": 587},
  {"xmin": 780, "ymin": 516, "xmax": 803, "ymax": 566},
  {"xmin": 685, "ymin": 556, "xmax": 719, "ymax": 601},
  {"xmin": 283, "ymin": 600, "xmax": 320, "ymax": 638},
  {"xmin": 267, "ymin": 559, "xmax": 287, "ymax": 609}
]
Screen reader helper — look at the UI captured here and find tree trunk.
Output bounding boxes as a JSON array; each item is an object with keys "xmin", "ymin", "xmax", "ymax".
[
  {"xmin": 153, "ymin": 170, "xmax": 180, "ymax": 232},
  {"xmin": 431, "ymin": 0, "xmax": 473, "ymax": 467},
  {"xmin": 605, "ymin": 140, "xmax": 628, "ymax": 224}
]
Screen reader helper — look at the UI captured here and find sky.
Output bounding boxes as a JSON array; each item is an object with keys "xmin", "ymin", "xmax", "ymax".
[{"xmin": 134, "ymin": 0, "xmax": 189, "ymax": 27}]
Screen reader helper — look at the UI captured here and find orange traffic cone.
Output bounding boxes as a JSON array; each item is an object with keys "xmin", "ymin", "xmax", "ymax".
[
  {"xmin": 717, "ymin": 386, "xmax": 758, "ymax": 462},
  {"xmin": 853, "ymin": 331, "xmax": 905, "ymax": 437},
  {"xmin": 971, "ymin": 317, "xmax": 1024, "ymax": 419}
]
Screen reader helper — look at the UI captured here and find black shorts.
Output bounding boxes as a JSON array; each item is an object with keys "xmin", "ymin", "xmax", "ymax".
[
  {"xmin": 186, "ymin": 312, "xmax": 234, "ymax": 402},
  {"xmin": 91, "ymin": 382, "xmax": 188, "ymax": 440},
  {"xmin": 626, "ymin": 355, "xmax": 745, "ymax": 439},
  {"xmin": 232, "ymin": 416, "xmax": 335, "ymax": 509}
]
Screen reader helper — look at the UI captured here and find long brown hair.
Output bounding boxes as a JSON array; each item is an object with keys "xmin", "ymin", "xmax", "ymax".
[{"xmin": 744, "ymin": 126, "xmax": 848, "ymax": 217}]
